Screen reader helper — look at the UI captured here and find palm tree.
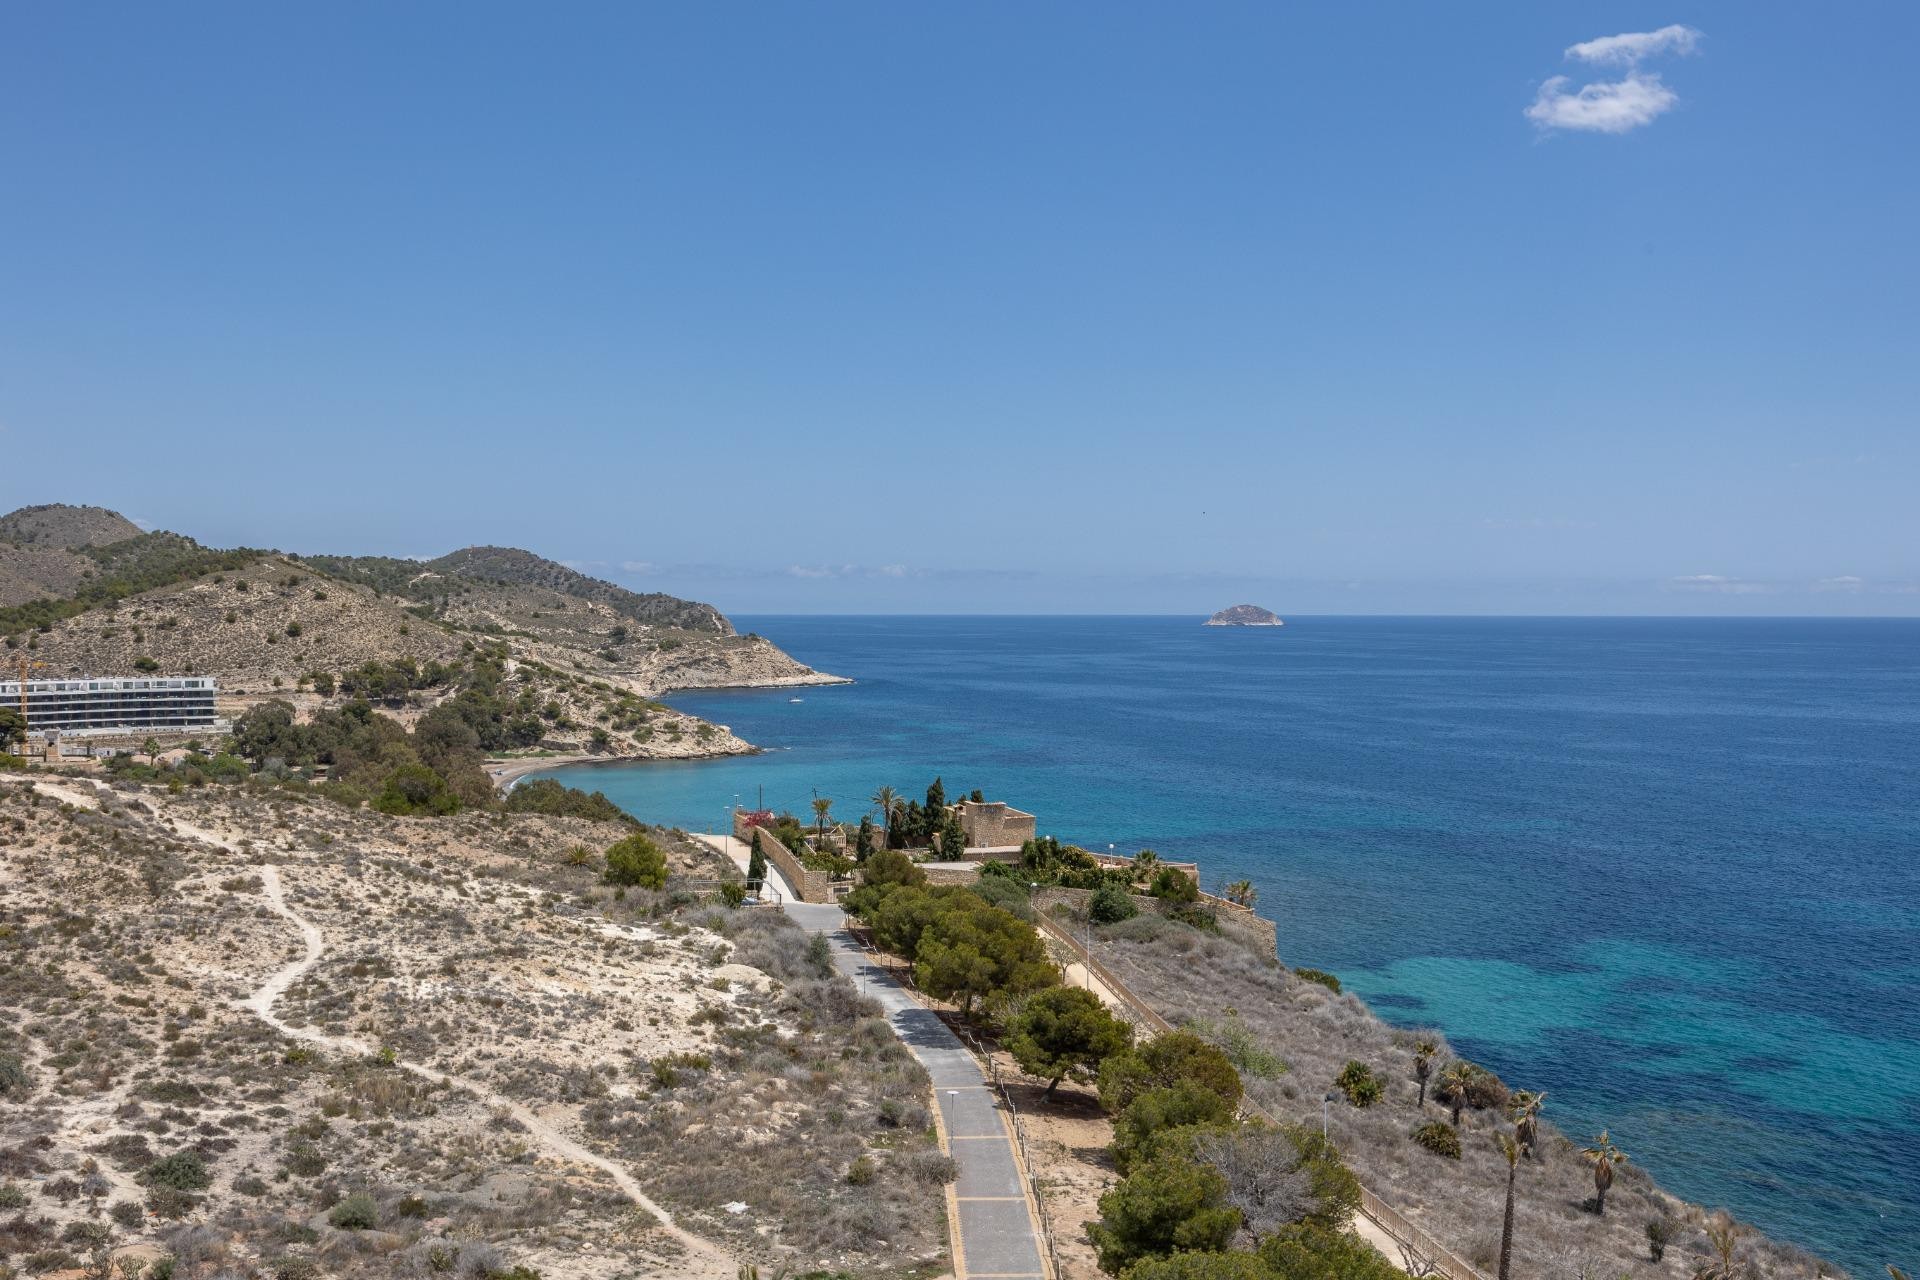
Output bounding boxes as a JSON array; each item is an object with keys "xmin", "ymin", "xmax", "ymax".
[
  {"xmin": 1130, "ymin": 849, "xmax": 1160, "ymax": 886},
  {"xmin": 1495, "ymin": 1134, "xmax": 1519, "ymax": 1280},
  {"xmin": 1580, "ymin": 1130, "xmax": 1627, "ymax": 1215},
  {"xmin": 1435, "ymin": 1061, "xmax": 1478, "ymax": 1126},
  {"xmin": 1221, "ymin": 879, "xmax": 1258, "ymax": 908},
  {"xmin": 1509, "ymin": 1090, "xmax": 1546, "ymax": 1160},
  {"xmin": 870, "ymin": 785, "xmax": 898, "ymax": 844},
  {"xmin": 142, "ymin": 736, "xmax": 161, "ymax": 766},
  {"xmin": 811, "ymin": 796, "xmax": 833, "ymax": 837},
  {"xmin": 1412, "ymin": 1037, "xmax": 1439, "ymax": 1108}
]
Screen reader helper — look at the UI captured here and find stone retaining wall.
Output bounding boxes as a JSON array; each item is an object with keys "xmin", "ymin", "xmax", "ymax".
[{"xmin": 732, "ymin": 816, "xmax": 834, "ymax": 903}]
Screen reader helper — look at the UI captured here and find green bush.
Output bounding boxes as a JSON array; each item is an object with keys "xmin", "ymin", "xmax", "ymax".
[
  {"xmin": 143, "ymin": 1150, "xmax": 211, "ymax": 1191},
  {"xmin": 328, "ymin": 1191, "xmax": 378, "ymax": 1229},
  {"xmin": 1089, "ymin": 881, "xmax": 1139, "ymax": 924},
  {"xmin": 717, "ymin": 881, "xmax": 747, "ymax": 908},
  {"xmin": 603, "ymin": 833, "xmax": 668, "ymax": 888},
  {"xmin": 1411, "ymin": 1121, "xmax": 1462, "ymax": 1159},
  {"xmin": 1087, "ymin": 1153, "xmax": 1240, "ymax": 1274},
  {"xmin": 845, "ymin": 1155, "xmax": 877, "ymax": 1186},
  {"xmin": 504, "ymin": 778, "xmax": 635, "ymax": 825},
  {"xmin": 1122, "ymin": 1251, "xmax": 1277, "ymax": 1280},
  {"xmin": 1292, "ymin": 967, "xmax": 1342, "ymax": 994},
  {"xmin": 1150, "ymin": 867, "xmax": 1200, "ymax": 903},
  {"xmin": 1335, "ymin": 1061, "xmax": 1382, "ymax": 1108},
  {"xmin": 1258, "ymin": 1222, "xmax": 1404, "ymax": 1279},
  {"xmin": 1112, "ymin": 1081, "xmax": 1238, "ymax": 1172},
  {"xmin": 373, "ymin": 763, "xmax": 460, "ymax": 816},
  {"xmin": 145, "ymin": 1186, "xmax": 198, "ymax": 1219},
  {"xmin": 1099, "ymin": 1031, "xmax": 1244, "ymax": 1115},
  {"xmin": 0, "ymin": 1051, "xmax": 28, "ymax": 1098}
]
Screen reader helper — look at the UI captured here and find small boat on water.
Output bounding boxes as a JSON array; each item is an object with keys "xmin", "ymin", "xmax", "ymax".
[{"xmin": 788, "ymin": 697, "xmax": 804, "ymax": 703}]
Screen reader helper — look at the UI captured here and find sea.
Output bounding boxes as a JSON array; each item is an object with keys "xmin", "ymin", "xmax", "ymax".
[{"xmin": 531, "ymin": 615, "xmax": 1920, "ymax": 1274}]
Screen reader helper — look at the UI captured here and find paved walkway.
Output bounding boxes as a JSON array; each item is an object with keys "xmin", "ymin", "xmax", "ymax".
[{"xmin": 705, "ymin": 836, "xmax": 1046, "ymax": 1280}]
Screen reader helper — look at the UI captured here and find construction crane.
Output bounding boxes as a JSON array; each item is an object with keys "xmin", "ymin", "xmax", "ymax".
[
  {"xmin": 9, "ymin": 655, "xmax": 46, "ymax": 756},
  {"xmin": 15, "ymin": 655, "xmax": 47, "ymax": 713}
]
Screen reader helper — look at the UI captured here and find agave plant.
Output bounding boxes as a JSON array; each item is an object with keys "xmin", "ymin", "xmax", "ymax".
[{"xmin": 1581, "ymin": 1130, "xmax": 1627, "ymax": 1215}]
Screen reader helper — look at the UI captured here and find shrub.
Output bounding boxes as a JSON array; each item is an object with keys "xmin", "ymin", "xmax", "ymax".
[
  {"xmin": 328, "ymin": 1191, "xmax": 378, "ymax": 1229},
  {"xmin": 603, "ymin": 833, "xmax": 668, "ymax": 889},
  {"xmin": 1646, "ymin": 1216, "xmax": 1679, "ymax": 1261},
  {"xmin": 1335, "ymin": 1061, "xmax": 1382, "ymax": 1108},
  {"xmin": 0, "ymin": 1181, "xmax": 28, "ymax": 1208},
  {"xmin": 0, "ymin": 1053, "xmax": 27, "ymax": 1099},
  {"xmin": 1087, "ymin": 1153, "xmax": 1240, "ymax": 1273},
  {"xmin": 1412, "ymin": 1121, "xmax": 1462, "ymax": 1159},
  {"xmin": 1258, "ymin": 1221, "xmax": 1404, "ymax": 1279},
  {"xmin": 145, "ymin": 1186, "xmax": 198, "ymax": 1219},
  {"xmin": 1099, "ymin": 1031, "xmax": 1244, "ymax": 1115},
  {"xmin": 373, "ymin": 764, "xmax": 460, "ymax": 817},
  {"xmin": 1150, "ymin": 867, "xmax": 1200, "ymax": 903},
  {"xmin": 1166, "ymin": 903, "xmax": 1219, "ymax": 932},
  {"xmin": 505, "ymin": 778, "xmax": 634, "ymax": 825},
  {"xmin": 1292, "ymin": 967, "xmax": 1341, "ymax": 994},
  {"xmin": 108, "ymin": 1198, "xmax": 145, "ymax": 1226},
  {"xmin": 1089, "ymin": 882, "xmax": 1139, "ymax": 924},
  {"xmin": 717, "ymin": 881, "xmax": 747, "ymax": 908},
  {"xmin": 143, "ymin": 1151, "xmax": 211, "ymax": 1191},
  {"xmin": 1112, "ymin": 1082, "xmax": 1238, "ymax": 1172},
  {"xmin": 845, "ymin": 1156, "xmax": 877, "ymax": 1186},
  {"xmin": 133, "ymin": 656, "xmax": 160, "ymax": 672}
]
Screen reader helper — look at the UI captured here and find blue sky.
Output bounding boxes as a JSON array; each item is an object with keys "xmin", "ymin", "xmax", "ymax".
[{"xmin": 3, "ymin": 3, "xmax": 1915, "ymax": 614}]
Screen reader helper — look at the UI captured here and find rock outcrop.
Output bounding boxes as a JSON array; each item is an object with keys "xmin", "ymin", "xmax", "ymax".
[{"xmin": 1204, "ymin": 603, "xmax": 1285, "ymax": 627}]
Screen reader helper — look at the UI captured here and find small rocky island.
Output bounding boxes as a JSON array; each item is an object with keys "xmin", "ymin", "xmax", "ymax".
[{"xmin": 1205, "ymin": 603, "xmax": 1285, "ymax": 627}]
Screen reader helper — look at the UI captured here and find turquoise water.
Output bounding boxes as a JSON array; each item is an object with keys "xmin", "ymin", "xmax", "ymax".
[{"xmin": 534, "ymin": 616, "xmax": 1920, "ymax": 1273}]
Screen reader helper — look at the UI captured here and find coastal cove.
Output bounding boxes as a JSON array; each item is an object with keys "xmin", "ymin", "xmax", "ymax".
[{"xmin": 531, "ymin": 614, "xmax": 1920, "ymax": 1276}]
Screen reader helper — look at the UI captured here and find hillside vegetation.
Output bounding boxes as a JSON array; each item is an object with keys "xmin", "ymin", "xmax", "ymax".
[
  {"xmin": 2, "ymin": 504, "xmax": 840, "ymax": 760},
  {"xmin": 0, "ymin": 769, "xmax": 949, "ymax": 1278}
]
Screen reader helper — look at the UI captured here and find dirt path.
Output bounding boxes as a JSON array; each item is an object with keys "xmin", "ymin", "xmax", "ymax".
[{"xmin": 29, "ymin": 777, "xmax": 736, "ymax": 1279}]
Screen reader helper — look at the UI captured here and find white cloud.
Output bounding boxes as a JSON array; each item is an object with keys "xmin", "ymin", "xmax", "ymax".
[
  {"xmin": 1566, "ymin": 24, "xmax": 1702, "ymax": 67},
  {"xmin": 1667, "ymin": 574, "xmax": 1774, "ymax": 595},
  {"xmin": 1526, "ymin": 72, "xmax": 1680, "ymax": 133},
  {"xmin": 620, "ymin": 560, "xmax": 657, "ymax": 574},
  {"xmin": 1528, "ymin": 24, "xmax": 1701, "ymax": 134},
  {"xmin": 1814, "ymin": 575, "xmax": 1864, "ymax": 593}
]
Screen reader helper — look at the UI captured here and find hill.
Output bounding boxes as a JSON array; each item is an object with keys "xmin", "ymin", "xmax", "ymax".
[
  {"xmin": 0, "ymin": 502, "xmax": 142, "ymax": 547},
  {"xmin": 302, "ymin": 546, "xmax": 731, "ymax": 634},
  {"xmin": 0, "ymin": 771, "xmax": 948, "ymax": 1278},
  {"xmin": 1, "ymin": 504, "xmax": 842, "ymax": 760},
  {"xmin": 0, "ymin": 505, "xmax": 156, "ymax": 608}
]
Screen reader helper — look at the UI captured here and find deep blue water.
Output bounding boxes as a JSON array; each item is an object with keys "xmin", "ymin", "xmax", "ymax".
[{"xmin": 535, "ymin": 616, "xmax": 1920, "ymax": 1273}]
